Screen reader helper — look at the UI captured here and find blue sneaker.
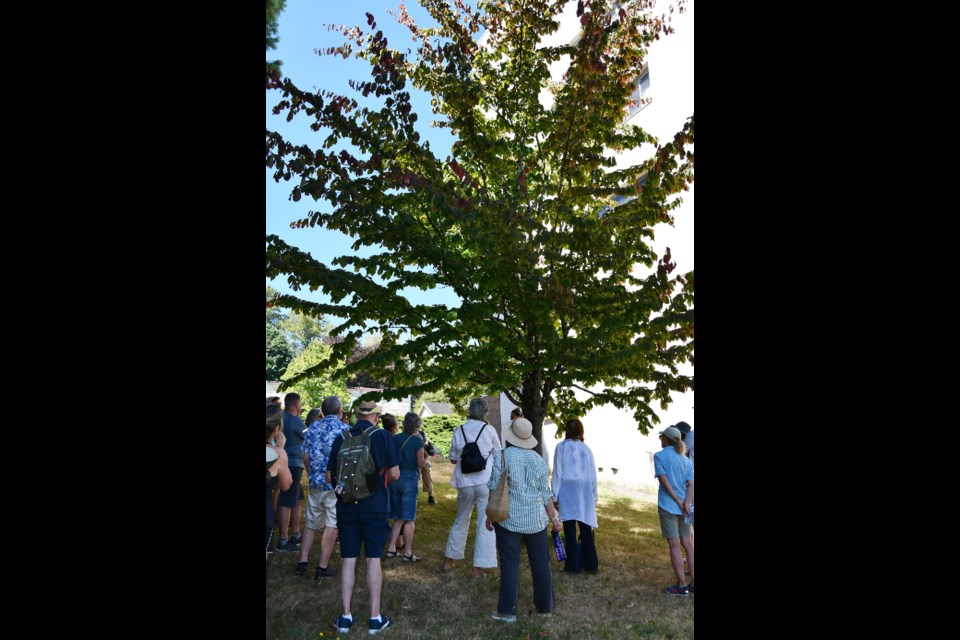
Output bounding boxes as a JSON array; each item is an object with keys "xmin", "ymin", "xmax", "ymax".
[
  {"xmin": 331, "ymin": 616, "xmax": 354, "ymax": 634},
  {"xmin": 664, "ymin": 584, "xmax": 690, "ymax": 597},
  {"xmin": 368, "ymin": 614, "xmax": 393, "ymax": 635}
]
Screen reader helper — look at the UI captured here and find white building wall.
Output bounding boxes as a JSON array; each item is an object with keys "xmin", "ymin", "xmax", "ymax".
[{"xmin": 509, "ymin": 1, "xmax": 695, "ymax": 488}]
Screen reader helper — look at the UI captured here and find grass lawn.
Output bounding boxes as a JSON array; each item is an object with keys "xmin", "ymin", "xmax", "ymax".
[{"xmin": 267, "ymin": 459, "xmax": 694, "ymax": 639}]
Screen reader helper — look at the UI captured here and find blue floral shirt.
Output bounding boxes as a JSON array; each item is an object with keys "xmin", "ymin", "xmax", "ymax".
[{"xmin": 304, "ymin": 414, "xmax": 348, "ymax": 490}]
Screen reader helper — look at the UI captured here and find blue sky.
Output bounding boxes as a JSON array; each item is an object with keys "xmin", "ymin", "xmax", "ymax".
[{"xmin": 266, "ymin": 1, "xmax": 467, "ymax": 311}]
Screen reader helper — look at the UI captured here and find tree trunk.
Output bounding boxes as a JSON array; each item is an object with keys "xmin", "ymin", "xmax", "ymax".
[{"xmin": 520, "ymin": 377, "xmax": 548, "ymax": 459}]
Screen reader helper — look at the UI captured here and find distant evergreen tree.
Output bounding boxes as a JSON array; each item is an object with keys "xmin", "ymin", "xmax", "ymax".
[
  {"xmin": 266, "ymin": 0, "xmax": 287, "ymax": 74},
  {"xmin": 266, "ymin": 321, "xmax": 293, "ymax": 380}
]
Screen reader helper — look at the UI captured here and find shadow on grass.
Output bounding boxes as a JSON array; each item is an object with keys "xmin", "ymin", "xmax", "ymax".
[{"xmin": 267, "ymin": 461, "xmax": 693, "ymax": 640}]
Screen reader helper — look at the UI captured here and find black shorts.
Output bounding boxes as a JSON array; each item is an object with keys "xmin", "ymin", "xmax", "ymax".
[{"xmin": 278, "ymin": 466, "xmax": 305, "ymax": 507}]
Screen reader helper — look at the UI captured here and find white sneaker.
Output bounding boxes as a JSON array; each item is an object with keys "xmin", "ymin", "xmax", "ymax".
[{"xmin": 491, "ymin": 612, "xmax": 517, "ymax": 623}]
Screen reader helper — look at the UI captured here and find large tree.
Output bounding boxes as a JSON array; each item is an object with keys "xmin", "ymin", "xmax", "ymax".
[{"xmin": 266, "ymin": 0, "xmax": 694, "ymax": 450}]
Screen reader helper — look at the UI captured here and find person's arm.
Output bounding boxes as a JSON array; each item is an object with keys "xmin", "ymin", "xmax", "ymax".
[
  {"xmin": 657, "ymin": 475, "xmax": 686, "ymax": 513},
  {"xmin": 551, "ymin": 441, "xmax": 563, "ymax": 505},
  {"xmin": 684, "ymin": 479, "xmax": 694, "ymax": 513},
  {"xmin": 588, "ymin": 445, "xmax": 598, "ymax": 505},
  {"xmin": 541, "ymin": 457, "xmax": 561, "ymax": 532},
  {"xmin": 449, "ymin": 426, "xmax": 463, "ymax": 462},
  {"xmin": 380, "ymin": 430, "xmax": 401, "ymax": 484},
  {"xmin": 326, "ymin": 435, "xmax": 343, "ymax": 485},
  {"xmin": 416, "ymin": 446, "xmax": 426, "ymax": 469},
  {"xmin": 274, "ymin": 448, "xmax": 293, "ymax": 491}
]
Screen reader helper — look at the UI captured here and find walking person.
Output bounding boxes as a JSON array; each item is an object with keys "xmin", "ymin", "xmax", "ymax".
[
  {"xmin": 441, "ymin": 397, "xmax": 501, "ymax": 577},
  {"xmin": 485, "ymin": 417, "xmax": 560, "ymax": 622},
  {"xmin": 551, "ymin": 418, "xmax": 599, "ymax": 574},
  {"xmin": 654, "ymin": 426, "xmax": 695, "ymax": 596}
]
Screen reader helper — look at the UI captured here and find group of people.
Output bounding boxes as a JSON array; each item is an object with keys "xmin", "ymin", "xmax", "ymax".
[
  {"xmin": 265, "ymin": 393, "xmax": 439, "ymax": 634},
  {"xmin": 266, "ymin": 392, "xmax": 696, "ymax": 633}
]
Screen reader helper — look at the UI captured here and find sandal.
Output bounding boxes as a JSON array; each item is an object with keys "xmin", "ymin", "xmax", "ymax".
[
  {"xmin": 385, "ymin": 550, "xmax": 398, "ymax": 558},
  {"xmin": 402, "ymin": 554, "xmax": 422, "ymax": 562}
]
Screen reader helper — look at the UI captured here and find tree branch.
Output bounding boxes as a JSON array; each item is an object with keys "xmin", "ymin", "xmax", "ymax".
[{"xmin": 502, "ymin": 387, "xmax": 522, "ymax": 408}]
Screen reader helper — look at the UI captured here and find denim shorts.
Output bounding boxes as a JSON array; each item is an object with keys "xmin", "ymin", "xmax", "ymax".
[{"xmin": 390, "ymin": 471, "xmax": 420, "ymax": 521}]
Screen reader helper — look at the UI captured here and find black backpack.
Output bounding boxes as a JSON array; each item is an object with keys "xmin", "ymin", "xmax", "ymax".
[{"xmin": 459, "ymin": 423, "xmax": 489, "ymax": 474}]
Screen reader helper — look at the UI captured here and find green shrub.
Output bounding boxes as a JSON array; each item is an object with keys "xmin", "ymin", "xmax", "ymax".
[{"xmin": 421, "ymin": 414, "xmax": 463, "ymax": 457}]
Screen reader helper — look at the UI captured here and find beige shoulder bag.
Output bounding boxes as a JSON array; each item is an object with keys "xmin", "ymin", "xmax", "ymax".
[{"xmin": 485, "ymin": 450, "xmax": 510, "ymax": 523}]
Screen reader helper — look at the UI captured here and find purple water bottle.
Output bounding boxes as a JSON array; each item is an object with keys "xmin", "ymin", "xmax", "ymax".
[{"xmin": 552, "ymin": 532, "xmax": 567, "ymax": 562}]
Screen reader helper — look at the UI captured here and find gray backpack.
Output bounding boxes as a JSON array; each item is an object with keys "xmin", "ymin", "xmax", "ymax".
[{"xmin": 335, "ymin": 426, "xmax": 379, "ymax": 503}]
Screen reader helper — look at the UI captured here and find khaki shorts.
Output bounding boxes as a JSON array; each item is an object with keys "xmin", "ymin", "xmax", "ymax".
[
  {"xmin": 657, "ymin": 506, "xmax": 691, "ymax": 539},
  {"xmin": 305, "ymin": 488, "xmax": 338, "ymax": 530}
]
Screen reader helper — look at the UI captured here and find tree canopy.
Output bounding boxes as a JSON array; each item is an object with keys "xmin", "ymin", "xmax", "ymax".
[
  {"xmin": 266, "ymin": 320, "xmax": 294, "ymax": 380},
  {"xmin": 279, "ymin": 340, "xmax": 351, "ymax": 413},
  {"xmin": 279, "ymin": 310, "xmax": 332, "ymax": 355},
  {"xmin": 266, "ymin": 0, "xmax": 694, "ymax": 447}
]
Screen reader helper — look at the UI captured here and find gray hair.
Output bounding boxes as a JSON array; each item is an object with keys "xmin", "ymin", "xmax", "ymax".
[
  {"xmin": 467, "ymin": 397, "xmax": 488, "ymax": 421},
  {"xmin": 321, "ymin": 395, "xmax": 343, "ymax": 416},
  {"xmin": 402, "ymin": 412, "xmax": 422, "ymax": 435}
]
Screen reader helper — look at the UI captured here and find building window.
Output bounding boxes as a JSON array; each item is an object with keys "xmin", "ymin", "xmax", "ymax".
[{"xmin": 625, "ymin": 67, "xmax": 651, "ymax": 120}]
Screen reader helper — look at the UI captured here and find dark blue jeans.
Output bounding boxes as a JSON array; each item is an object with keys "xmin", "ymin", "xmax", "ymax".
[
  {"xmin": 562, "ymin": 520, "xmax": 598, "ymax": 573},
  {"xmin": 493, "ymin": 524, "xmax": 555, "ymax": 615}
]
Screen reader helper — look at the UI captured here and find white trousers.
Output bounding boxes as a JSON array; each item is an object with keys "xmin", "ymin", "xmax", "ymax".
[{"xmin": 444, "ymin": 484, "xmax": 498, "ymax": 568}]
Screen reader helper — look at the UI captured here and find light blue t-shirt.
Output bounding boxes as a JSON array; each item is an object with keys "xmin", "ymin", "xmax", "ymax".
[{"xmin": 653, "ymin": 446, "xmax": 694, "ymax": 515}]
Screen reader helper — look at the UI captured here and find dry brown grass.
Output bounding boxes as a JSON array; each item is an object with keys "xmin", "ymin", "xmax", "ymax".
[{"xmin": 267, "ymin": 459, "xmax": 694, "ymax": 639}]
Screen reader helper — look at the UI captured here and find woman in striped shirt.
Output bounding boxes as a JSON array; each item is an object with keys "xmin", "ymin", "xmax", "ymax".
[{"xmin": 485, "ymin": 418, "xmax": 561, "ymax": 623}]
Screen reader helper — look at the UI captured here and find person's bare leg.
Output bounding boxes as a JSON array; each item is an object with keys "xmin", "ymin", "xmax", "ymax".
[
  {"xmin": 299, "ymin": 527, "xmax": 317, "ymax": 563},
  {"xmin": 318, "ymin": 527, "xmax": 338, "ymax": 568},
  {"xmin": 279, "ymin": 506, "xmax": 291, "ymax": 540},
  {"xmin": 402, "ymin": 521, "xmax": 415, "ymax": 557},
  {"xmin": 340, "ymin": 557, "xmax": 357, "ymax": 616},
  {"xmin": 667, "ymin": 537, "xmax": 685, "ymax": 585},
  {"xmin": 679, "ymin": 535, "xmax": 694, "ymax": 586},
  {"xmin": 292, "ymin": 499, "xmax": 304, "ymax": 537},
  {"xmin": 366, "ymin": 558, "xmax": 383, "ymax": 619},
  {"xmin": 387, "ymin": 519, "xmax": 403, "ymax": 554}
]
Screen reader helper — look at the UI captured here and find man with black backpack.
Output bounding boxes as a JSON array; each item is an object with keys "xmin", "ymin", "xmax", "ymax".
[
  {"xmin": 325, "ymin": 400, "xmax": 400, "ymax": 635},
  {"xmin": 440, "ymin": 397, "xmax": 502, "ymax": 577}
]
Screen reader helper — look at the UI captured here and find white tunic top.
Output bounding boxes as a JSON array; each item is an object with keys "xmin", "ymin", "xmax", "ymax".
[{"xmin": 551, "ymin": 439, "xmax": 598, "ymax": 528}]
